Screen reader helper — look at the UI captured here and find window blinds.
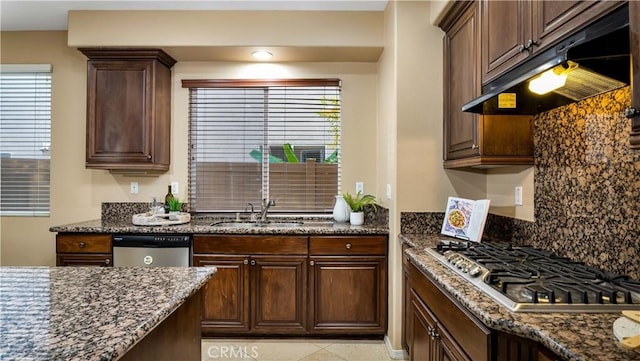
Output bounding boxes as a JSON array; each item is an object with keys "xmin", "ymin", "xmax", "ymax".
[
  {"xmin": 0, "ymin": 64, "xmax": 52, "ymax": 216},
  {"xmin": 183, "ymin": 79, "xmax": 341, "ymax": 213}
]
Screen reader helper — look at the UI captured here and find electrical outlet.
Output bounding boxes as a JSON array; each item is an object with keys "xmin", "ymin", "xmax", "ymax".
[
  {"xmin": 386, "ymin": 184, "xmax": 392, "ymax": 200},
  {"xmin": 355, "ymin": 182, "xmax": 364, "ymax": 194},
  {"xmin": 130, "ymin": 182, "xmax": 139, "ymax": 194},
  {"xmin": 515, "ymin": 186, "xmax": 523, "ymax": 206},
  {"xmin": 171, "ymin": 182, "xmax": 179, "ymax": 195}
]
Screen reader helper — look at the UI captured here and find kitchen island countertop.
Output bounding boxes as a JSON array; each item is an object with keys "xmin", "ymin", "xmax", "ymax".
[
  {"xmin": 0, "ymin": 266, "xmax": 216, "ymax": 360},
  {"xmin": 401, "ymin": 233, "xmax": 640, "ymax": 361},
  {"xmin": 49, "ymin": 218, "xmax": 389, "ymax": 235}
]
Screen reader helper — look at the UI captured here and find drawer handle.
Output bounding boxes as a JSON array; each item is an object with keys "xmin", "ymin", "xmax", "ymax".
[
  {"xmin": 104, "ymin": 259, "xmax": 110, "ymax": 265},
  {"xmin": 345, "ymin": 243, "xmax": 352, "ymax": 250},
  {"xmin": 244, "ymin": 259, "xmax": 249, "ymax": 265},
  {"xmin": 78, "ymin": 242, "xmax": 86, "ymax": 248},
  {"xmin": 250, "ymin": 260, "xmax": 256, "ymax": 266}
]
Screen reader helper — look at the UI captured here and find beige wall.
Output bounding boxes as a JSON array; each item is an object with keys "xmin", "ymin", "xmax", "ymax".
[
  {"xmin": 0, "ymin": 31, "xmax": 378, "ymax": 266},
  {"xmin": 1, "ymin": 6, "xmax": 535, "ymax": 354}
]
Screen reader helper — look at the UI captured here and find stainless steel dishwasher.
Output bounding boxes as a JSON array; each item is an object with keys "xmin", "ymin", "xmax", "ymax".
[{"xmin": 112, "ymin": 234, "xmax": 191, "ymax": 267}]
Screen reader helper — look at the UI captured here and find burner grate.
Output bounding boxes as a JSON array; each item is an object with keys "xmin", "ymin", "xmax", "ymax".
[{"xmin": 428, "ymin": 240, "xmax": 640, "ymax": 312}]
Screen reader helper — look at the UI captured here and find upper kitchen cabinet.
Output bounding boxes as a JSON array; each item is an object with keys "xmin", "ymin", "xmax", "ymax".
[
  {"xmin": 482, "ymin": 0, "xmax": 626, "ymax": 84},
  {"xmin": 79, "ymin": 48, "xmax": 177, "ymax": 172},
  {"xmin": 441, "ymin": 1, "xmax": 533, "ymax": 168}
]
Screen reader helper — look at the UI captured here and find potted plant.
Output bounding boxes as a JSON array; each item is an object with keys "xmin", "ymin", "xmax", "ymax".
[
  {"xmin": 342, "ymin": 191, "xmax": 377, "ymax": 226},
  {"xmin": 167, "ymin": 197, "xmax": 181, "ymax": 220}
]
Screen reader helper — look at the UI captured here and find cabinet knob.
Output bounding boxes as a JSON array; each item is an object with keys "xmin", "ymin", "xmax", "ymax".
[
  {"xmin": 345, "ymin": 243, "xmax": 352, "ymax": 250},
  {"xmin": 310, "ymin": 260, "xmax": 315, "ymax": 266},
  {"xmin": 524, "ymin": 39, "xmax": 538, "ymax": 50},
  {"xmin": 147, "ymin": 155, "xmax": 152, "ymax": 160},
  {"xmin": 104, "ymin": 259, "xmax": 110, "ymax": 265},
  {"xmin": 625, "ymin": 107, "xmax": 640, "ymax": 119},
  {"xmin": 471, "ymin": 144, "xmax": 479, "ymax": 150},
  {"xmin": 244, "ymin": 259, "xmax": 249, "ymax": 265},
  {"xmin": 427, "ymin": 326, "xmax": 439, "ymax": 340},
  {"xmin": 250, "ymin": 260, "xmax": 256, "ymax": 266},
  {"xmin": 518, "ymin": 44, "xmax": 526, "ymax": 53},
  {"xmin": 78, "ymin": 242, "xmax": 86, "ymax": 248}
]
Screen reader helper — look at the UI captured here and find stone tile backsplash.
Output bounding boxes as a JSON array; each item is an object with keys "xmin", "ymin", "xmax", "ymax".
[
  {"xmin": 533, "ymin": 86, "xmax": 639, "ymax": 279},
  {"xmin": 401, "ymin": 86, "xmax": 639, "ymax": 280}
]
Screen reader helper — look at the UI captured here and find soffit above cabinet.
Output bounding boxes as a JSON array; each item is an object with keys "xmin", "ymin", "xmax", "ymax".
[{"xmin": 67, "ymin": 10, "xmax": 385, "ymax": 62}]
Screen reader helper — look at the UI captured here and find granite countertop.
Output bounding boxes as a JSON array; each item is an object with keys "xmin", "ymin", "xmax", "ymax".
[
  {"xmin": 401, "ymin": 233, "xmax": 640, "ymax": 361},
  {"xmin": 49, "ymin": 218, "xmax": 389, "ymax": 235},
  {"xmin": 0, "ymin": 266, "xmax": 216, "ymax": 360}
]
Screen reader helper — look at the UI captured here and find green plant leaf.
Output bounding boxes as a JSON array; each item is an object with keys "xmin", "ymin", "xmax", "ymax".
[
  {"xmin": 168, "ymin": 197, "xmax": 181, "ymax": 212},
  {"xmin": 283, "ymin": 143, "xmax": 299, "ymax": 163},
  {"xmin": 324, "ymin": 149, "xmax": 338, "ymax": 164},
  {"xmin": 342, "ymin": 191, "xmax": 377, "ymax": 212},
  {"xmin": 249, "ymin": 149, "xmax": 284, "ymax": 163}
]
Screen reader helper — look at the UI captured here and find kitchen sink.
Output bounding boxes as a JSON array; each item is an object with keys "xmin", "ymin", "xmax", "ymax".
[{"xmin": 211, "ymin": 221, "xmax": 304, "ymax": 228}]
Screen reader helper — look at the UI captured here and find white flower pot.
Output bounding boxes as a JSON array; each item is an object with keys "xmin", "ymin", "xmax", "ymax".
[{"xmin": 350, "ymin": 211, "xmax": 364, "ymax": 226}]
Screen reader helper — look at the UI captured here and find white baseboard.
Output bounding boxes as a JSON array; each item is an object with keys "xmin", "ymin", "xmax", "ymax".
[{"xmin": 384, "ymin": 335, "xmax": 409, "ymax": 360}]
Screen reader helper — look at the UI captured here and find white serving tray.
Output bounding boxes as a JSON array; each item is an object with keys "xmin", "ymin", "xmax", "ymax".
[{"xmin": 132, "ymin": 212, "xmax": 191, "ymax": 226}]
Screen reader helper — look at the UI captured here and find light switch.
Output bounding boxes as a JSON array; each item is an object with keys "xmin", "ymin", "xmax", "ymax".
[
  {"xmin": 171, "ymin": 182, "xmax": 179, "ymax": 195},
  {"xmin": 386, "ymin": 184, "xmax": 392, "ymax": 200}
]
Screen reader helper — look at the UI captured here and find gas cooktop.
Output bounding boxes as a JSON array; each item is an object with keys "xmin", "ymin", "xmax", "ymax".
[{"xmin": 426, "ymin": 239, "xmax": 640, "ymax": 312}]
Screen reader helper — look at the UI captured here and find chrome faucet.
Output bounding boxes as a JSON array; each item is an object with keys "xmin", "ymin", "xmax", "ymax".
[
  {"xmin": 246, "ymin": 203, "xmax": 257, "ymax": 222},
  {"xmin": 259, "ymin": 198, "xmax": 276, "ymax": 223}
]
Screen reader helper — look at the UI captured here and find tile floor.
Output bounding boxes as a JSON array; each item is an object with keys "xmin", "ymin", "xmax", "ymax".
[{"xmin": 201, "ymin": 338, "xmax": 397, "ymax": 361}]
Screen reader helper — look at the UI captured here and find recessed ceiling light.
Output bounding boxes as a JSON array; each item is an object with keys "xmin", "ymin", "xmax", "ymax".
[{"xmin": 251, "ymin": 50, "xmax": 273, "ymax": 60}]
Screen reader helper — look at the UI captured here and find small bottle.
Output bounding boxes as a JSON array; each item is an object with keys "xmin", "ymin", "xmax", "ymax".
[{"xmin": 164, "ymin": 185, "xmax": 173, "ymax": 214}]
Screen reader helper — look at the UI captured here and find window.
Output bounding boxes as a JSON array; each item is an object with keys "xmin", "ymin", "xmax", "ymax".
[
  {"xmin": 182, "ymin": 79, "xmax": 341, "ymax": 213},
  {"xmin": 0, "ymin": 64, "xmax": 52, "ymax": 216}
]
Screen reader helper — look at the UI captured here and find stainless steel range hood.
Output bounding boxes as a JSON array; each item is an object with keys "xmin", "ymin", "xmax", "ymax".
[{"xmin": 463, "ymin": 5, "xmax": 630, "ymax": 115}]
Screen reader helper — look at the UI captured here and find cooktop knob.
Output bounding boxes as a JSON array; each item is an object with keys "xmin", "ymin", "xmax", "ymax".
[{"xmin": 469, "ymin": 266, "xmax": 481, "ymax": 277}]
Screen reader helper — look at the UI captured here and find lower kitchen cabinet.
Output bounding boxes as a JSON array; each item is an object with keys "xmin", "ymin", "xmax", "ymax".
[
  {"xmin": 309, "ymin": 236, "xmax": 387, "ymax": 335},
  {"xmin": 193, "ymin": 235, "xmax": 308, "ymax": 336},
  {"xmin": 56, "ymin": 233, "xmax": 112, "ymax": 267},
  {"xmin": 194, "ymin": 234, "xmax": 388, "ymax": 337},
  {"xmin": 192, "ymin": 255, "xmax": 250, "ymax": 332},
  {"xmin": 406, "ymin": 260, "xmax": 489, "ymax": 361},
  {"xmin": 252, "ymin": 255, "xmax": 307, "ymax": 333},
  {"xmin": 405, "ymin": 258, "xmax": 561, "ymax": 361},
  {"xmin": 410, "ymin": 288, "xmax": 469, "ymax": 361}
]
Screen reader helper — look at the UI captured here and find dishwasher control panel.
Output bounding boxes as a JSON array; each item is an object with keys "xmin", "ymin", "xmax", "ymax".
[{"xmin": 112, "ymin": 234, "xmax": 191, "ymax": 247}]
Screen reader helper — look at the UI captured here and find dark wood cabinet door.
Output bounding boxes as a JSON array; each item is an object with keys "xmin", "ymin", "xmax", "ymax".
[
  {"xmin": 402, "ymin": 246, "xmax": 412, "ymax": 353},
  {"xmin": 308, "ymin": 256, "xmax": 386, "ymax": 335},
  {"xmin": 251, "ymin": 255, "xmax": 307, "ymax": 333},
  {"xmin": 481, "ymin": 0, "xmax": 532, "ymax": 84},
  {"xmin": 410, "ymin": 289, "xmax": 437, "ymax": 361},
  {"xmin": 86, "ymin": 60, "xmax": 153, "ymax": 165},
  {"xmin": 437, "ymin": 324, "xmax": 471, "ymax": 361},
  {"xmin": 194, "ymin": 255, "xmax": 250, "ymax": 334},
  {"xmin": 56, "ymin": 254, "xmax": 112, "ymax": 267},
  {"xmin": 532, "ymin": 1, "xmax": 625, "ymax": 55},
  {"xmin": 80, "ymin": 48, "xmax": 175, "ymax": 172},
  {"xmin": 444, "ymin": 2, "xmax": 481, "ymax": 161}
]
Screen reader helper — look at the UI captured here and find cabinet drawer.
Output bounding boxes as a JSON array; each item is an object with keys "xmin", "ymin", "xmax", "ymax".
[
  {"xmin": 309, "ymin": 236, "xmax": 387, "ymax": 255},
  {"xmin": 193, "ymin": 235, "xmax": 308, "ymax": 255},
  {"xmin": 56, "ymin": 234, "xmax": 112, "ymax": 253}
]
